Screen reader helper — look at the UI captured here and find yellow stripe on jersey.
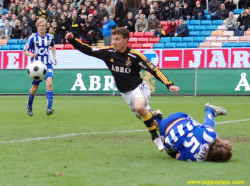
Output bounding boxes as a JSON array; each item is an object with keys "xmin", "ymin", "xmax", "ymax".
[
  {"xmin": 156, "ymin": 70, "xmax": 173, "ymax": 85},
  {"xmin": 100, "ymin": 46, "xmax": 110, "ymax": 50},
  {"xmin": 130, "ymin": 49, "xmax": 147, "ymax": 61},
  {"xmin": 75, "ymin": 38, "xmax": 92, "ymax": 49}
]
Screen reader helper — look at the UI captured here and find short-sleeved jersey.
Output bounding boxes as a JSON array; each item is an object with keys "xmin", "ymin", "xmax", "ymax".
[
  {"xmin": 68, "ymin": 38, "xmax": 174, "ymax": 93},
  {"xmin": 23, "ymin": 33, "xmax": 55, "ymax": 65},
  {"xmin": 158, "ymin": 112, "xmax": 217, "ymax": 161}
]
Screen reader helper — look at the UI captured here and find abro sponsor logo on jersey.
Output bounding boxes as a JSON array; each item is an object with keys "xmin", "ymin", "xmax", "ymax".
[
  {"xmin": 140, "ymin": 50, "xmax": 160, "ymax": 67},
  {"xmin": 111, "ymin": 64, "xmax": 131, "ymax": 73}
]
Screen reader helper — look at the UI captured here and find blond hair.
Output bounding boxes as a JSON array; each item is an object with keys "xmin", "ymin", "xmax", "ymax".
[
  {"xmin": 14, "ymin": 19, "xmax": 21, "ymax": 27},
  {"xmin": 36, "ymin": 18, "xmax": 47, "ymax": 27}
]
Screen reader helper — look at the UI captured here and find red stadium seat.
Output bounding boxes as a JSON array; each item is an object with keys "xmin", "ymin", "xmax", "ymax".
[
  {"xmin": 129, "ymin": 32, "xmax": 134, "ymax": 38},
  {"xmin": 148, "ymin": 38, "xmax": 160, "ymax": 43},
  {"xmin": 127, "ymin": 43, "xmax": 132, "ymax": 47},
  {"xmin": 141, "ymin": 43, "xmax": 153, "ymax": 49},
  {"xmin": 63, "ymin": 44, "xmax": 74, "ymax": 50},
  {"xmin": 54, "ymin": 44, "xmax": 64, "ymax": 50},
  {"xmin": 128, "ymin": 37, "xmax": 138, "ymax": 43},
  {"xmin": 131, "ymin": 43, "xmax": 142, "ymax": 49},
  {"xmin": 160, "ymin": 21, "xmax": 168, "ymax": 26},
  {"xmin": 144, "ymin": 32, "xmax": 154, "ymax": 37},
  {"xmin": 133, "ymin": 32, "xmax": 144, "ymax": 37},
  {"xmin": 137, "ymin": 38, "xmax": 149, "ymax": 43}
]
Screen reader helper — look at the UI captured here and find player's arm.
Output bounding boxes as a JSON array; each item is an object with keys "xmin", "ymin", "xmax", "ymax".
[
  {"xmin": 24, "ymin": 50, "xmax": 37, "ymax": 58},
  {"xmin": 176, "ymin": 153, "xmax": 181, "ymax": 160},
  {"xmin": 23, "ymin": 34, "xmax": 37, "ymax": 59},
  {"xmin": 50, "ymin": 35, "xmax": 57, "ymax": 65}
]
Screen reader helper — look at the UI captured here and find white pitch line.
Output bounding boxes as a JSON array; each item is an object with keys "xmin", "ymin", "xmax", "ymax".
[{"xmin": 0, "ymin": 119, "xmax": 249, "ymax": 144}]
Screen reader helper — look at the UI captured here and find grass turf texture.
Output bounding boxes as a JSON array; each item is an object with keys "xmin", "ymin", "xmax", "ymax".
[{"xmin": 0, "ymin": 96, "xmax": 249, "ymax": 186}]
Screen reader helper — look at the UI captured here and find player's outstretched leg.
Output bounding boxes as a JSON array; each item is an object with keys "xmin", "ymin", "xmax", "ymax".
[
  {"xmin": 27, "ymin": 92, "xmax": 34, "ymax": 116},
  {"xmin": 46, "ymin": 90, "xmax": 54, "ymax": 116},
  {"xmin": 204, "ymin": 103, "xmax": 227, "ymax": 117}
]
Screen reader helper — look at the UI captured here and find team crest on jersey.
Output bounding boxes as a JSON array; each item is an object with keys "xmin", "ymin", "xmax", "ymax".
[
  {"xmin": 125, "ymin": 57, "xmax": 132, "ymax": 67},
  {"xmin": 145, "ymin": 59, "xmax": 156, "ymax": 70},
  {"xmin": 140, "ymin": 71, "xmax": 156, "ymax": 93},
  {"xmin": 110, "ymin": 58, "xmax": 114, "ymax": 62}
]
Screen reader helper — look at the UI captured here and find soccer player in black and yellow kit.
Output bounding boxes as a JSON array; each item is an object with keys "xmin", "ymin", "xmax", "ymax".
[{"xmin": 65, "ymin": 28, "xmax": 180, "ymax": 151}]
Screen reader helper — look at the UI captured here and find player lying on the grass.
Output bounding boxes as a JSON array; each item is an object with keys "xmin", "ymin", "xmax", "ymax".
[
  {"xmin": 153, "ymin": 103, "xmax": 232, "ymax": 162},
  {"xmin": 65, "ymin": 28, "xmax": 180, "ymax": 151}
]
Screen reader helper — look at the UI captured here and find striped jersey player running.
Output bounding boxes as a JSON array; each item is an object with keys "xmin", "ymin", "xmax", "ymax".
[{"xmin": 24, "ymin": 18, "xmax": 57, "ymax": 116}]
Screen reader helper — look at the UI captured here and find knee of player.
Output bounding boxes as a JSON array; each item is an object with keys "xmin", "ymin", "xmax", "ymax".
[
  {"xmin": 134, "ymin": 105, "xmax": 147, "ymax": 115},
  {"xmin": 46, "ymin": 82, "xmax": 53, "ymax": 89}
]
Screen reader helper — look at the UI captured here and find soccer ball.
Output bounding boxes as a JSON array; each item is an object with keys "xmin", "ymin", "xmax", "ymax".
[{"xmin": 27, "ymin": 60, "xmax": 47, "ymax": 80}]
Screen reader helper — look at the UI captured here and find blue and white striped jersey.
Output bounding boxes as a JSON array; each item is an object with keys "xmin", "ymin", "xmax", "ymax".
[{"xmin": 23, "ymin": 33, "xmax": 55, "ymax": 65}]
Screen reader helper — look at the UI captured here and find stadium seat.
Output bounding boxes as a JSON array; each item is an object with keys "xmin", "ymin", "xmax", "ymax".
[
  {"xmin": 9, "ymin": 45, "xmax": 21, "ymax": 50},
  {"xmin": 0, "ymin": 45, "xmax": 10, "ymax": 50},
  {"xmin": 17, "ymin": 39, "xmax": 27, "ymax": 45},
  {"xmin": 183, "ymin": 37, "xmax": 194, "ymax": 43},
  {"xmin": 211, "ymin": 31, "xmax": 223, "ymax": 37},
  {"xmin": 240, "ymin": 36, "xmax": 250, "ymax": 42},
  {"xmin": 212, "ymin": 20, "xmax": 223, "ymax": 25},
  {"xmin": 63, "ymin": 44, "xmax": 74, "ymax": 50},
  {"xmin": 164, "ymin": 43, "xmax": 176, "ymax": 48},
  {"xmin": 159, "ymin": 37, "xmax": 171, "ymax": 43},
  {"xmin": 54, "ymin": 44, "xmax": 64, "ymax": 50},
  {"xmin": 141, "ymin": 43, "xmax": 154, "ymax": 49},
  {"xmin": 171, "ymin": 37, "xmax": 182, "ymax": 43},
  {"xmin": 216, "ymin": 37, "xmax": 228, "ymax": 42},
  {"xmin": 206, "ymin": 25, "xmax": 218, "ymax": 31},
  {"xmin": 0, "ymin": 39, "xmax": 8, "ymax": 45},
  {"xmin": 246, "ymin": 42, "xmax": 250, "ymax": 47},
  {"xmin": 189, "ymin": 31, "xmax": 200, "ymax": 37},
  {"xmin": 133, "ymin": 32, "xmax": 144, "ymax": 37},
  {"xmin": 222, "ymin": 31, "xmax": 234, "ymax": 37},
  {"xmin": 228, "ymin": 36, "xmax": 240, "ymax": 42},
  {"xmin": 205, "ymin": 37, "xmax": 217, "ymax": 42},
  {"xmin": 185, "ymin": 20, "xmax": 190, "ymax": 25},
  {"xmin": 176, "ymin": 43, "xmax": 187, "ymax": 48},
  {"xmin": 137, "ymin": 38, "xmax": 149, "ymax": 43},
  {"xmin": 193, "ymin": 37, "xmax": 206, "ymax": 43},
  {"xmin": 199, "ymin": 42, "xmax": 210, "ymax": 48},
  {"xmin": 20, "ymin": 45, "xmax": 25, "ymax": 49},
  {"xmin": 233, "ymin": 9, "xmax": 244, "ymax": 14},
  {"xmin": 190, "ymin": 20, "xmax": 201, "ymax": 26},
  {"xmin": 160, "ymin": 21, "xmax": 168, "ymax": 26},
  {"xmin": 217, "ymin": 25, "xmax": 227, "ymax": 31},
  {"xmin": 153, "ymin": 43, "xmax": 164, "ymax": 49},
  {"xmin": 245, "ymin": 31, "xmax": 250, "ymax": 35},
  {"xmin": 3, "ymin": 9, "xmax": 8, "ymax": 14},
  {"xmin": 188, "ymin": 26, "xmax": 195, "ymax": 31},
  {"xmin": 209, "ymin": 42, "xmax": 222, "ymax": 48},
  {"xmin": 7, "ymin": 39, "xmax": 18, "ymax": 45},
  {"xmin": 148, "ymin": 38, "xmax": 160, "ymax": 43},
  {"xmin": 194, "ymin": 26, "xmax": 205, "ymax": 31},
  {"xmin": 204, "ymin": 9, "xmax": 209, "ymax": 14},
  {"xmin": 131, "ymin": 43, "xmax": 142, "ymax": 49},
  {"xmin": 222, "ymin": 42, "xmax": 234, "ymax": 48},
  {"xmin": 144, "ymin": 32, "xmax": 154, "ymax": 38},
  {"xmin": 201, "ymin": 20, "xmax": 211, "ymax": 26},
  {"xmin": 234, "ymin": 42, "xmax": 245, "ymax": 47},
  {"xmin": 205, "ymin": 15, "xmax": 211, "ymax": 20},
  {"xmin": 127, "ymin": 43, "xmax": 132, "ymax": 47},
  {"xmin": 129, "ymin": 32, "xmax": 134, "ymax": 38},
  {"xmin": 128, "ymin": 38, "xmax": 137, "ymax": 43},
  {"xmin": 187, "ymin": 43, "xmax": 199, "ymax": 48},
  {"xmin": 200, "ymin": 31, "xmax": 211, "ymax": 37}
]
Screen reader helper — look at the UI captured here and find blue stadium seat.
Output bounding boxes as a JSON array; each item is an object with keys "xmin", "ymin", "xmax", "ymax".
[
  {"xmin": 171, "ymin": 37, "xmax": 182, "ymax": 43},
  {"xmin": 153, "ymin": 43, "xmax": 164, "ymax": 49},
  {"xmin": 233, "ymin": 9, "xmax": 244, "ymax": 15},
  {"xmin": 205, "ymin": 15, "xmax": 211, "ymax": 20},
  {"xmin": 187, "ymin": 43, "xmax": 199, "ymax": 48},
  {"xmin": 193, "ymin": 37, "xmax": 206, "ymax": 43},
  {"xmin": 212, "ymin": 20, "xmax": 223, "ymax": 25},
  {"xmin": 7, "ymin": 39, "xmax": 18, "ymax": 45},
  {"xmin": 17, "ymin": 39, "xmax": 27, "ymax": 45},
  {"xmin": 194, "ymin": 26, "xmax": 206, "ymax": 31},
  {"xmin": 189, "ymin": 31, "xmax": 200, "ymax": 37},
  {"xmin": 201, "ymin": 20, "xmax": 211, "ymax": 26},
  {"xmin": 185, "ymin": 20, "xmax": 190, "ymax": 25},
  {"xmin": 183, "ymin": 37, "xmax": 194, "ymax": 43},
  {"xmin": 176, "ymin": 43, "xmax": 187, "ymax": 48},
  {"xmin": 206, "ymin": 25, "xmax": 218, "ymax": 31},
  {"xmin": 0, "ymin": 45, "xmax": 10, "ymax": 50},
  {"xmin": 20, "ymin": 45, "xmax": 25, "ymax": 49},
  {"xmin": 190, "ymin": 20, "xmax": 201, "ymax": 25},
  {"xmin": 204, "ymin": 9, "xmax": 209, "ymax": 14},
  {"xmin": 9, "ymin": 45, "xmax": 21, "ymax": 50},
  {"xmin": 200, "ymin": 31, "xmax": 211, "ymax": 37},
  {"xmin": 159, "ymin": 37, "xmax": 171, "ymax": 43},
  {"xmin": 234, "ymin": 42, "xmax": 245, "ymax": 47},
  {"xmin": 246, "ymin": 42, "xmax": 250, "ymax": 47},
  {"xmin": 165, "ymin": 43, "xmax": 176, "ymax": 48},
  {"xmin": 222, "ymin": 42, "xmax": 234, "ymax": 48},
  {"xmin": 3, "ymin": 9, "xmax": 8, "ymax": 14},
  {"xmin": 188, "ymin": 26, "xmax": 195, "ymax": 31}
]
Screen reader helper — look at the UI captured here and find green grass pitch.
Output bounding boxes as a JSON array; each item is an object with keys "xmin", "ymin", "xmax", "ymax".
[{"xmin": 0, "ymin": 96, "xmax": 249, "ymax": 186}]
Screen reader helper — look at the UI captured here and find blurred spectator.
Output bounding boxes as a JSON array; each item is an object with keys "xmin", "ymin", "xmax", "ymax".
[
  {"xmin": 152, "ymin": 24, "xmax": 165, "ymax": 37},
  {"xmin": 173, "ymin": 1, "xmax": 183, "ymax": 20},
  {"xmin": 72, "ymin": 0, "xmax": 79, "ymax": 10},
  {"xmin": 24, "ymin": 1, "xmax": 32, "ymax": 11},
  {"xmin": 28, "ymin": 14, "xmax": 37, "ymax": 33},
  {"xmin": 29, "ymin": 0, "xmax": 35, "ymax": 8},
  {"xmin": 138, "ymin": 0, "xmax": 150, "ymax": 18},
  {"xmin": 86, "ymin": 1, "xmax": 91, "ymax": 14},
  {"xmin": 49, "ymin": 27, "xmax": 56, "ymax": 37},
  {"xmin": 147, "ymin": 9, "xmax": 155, "ymax": 20},
  {"xmin": 153, "ymin": 19, "xmax": 177, "ymax": 37},
  {"xmin": 235, "ymin": 11, "xmax": 249, "ymax": 36},
  {"xmin": 98, "ymin": 3, "xmax": 109, "ymax": 21},
  {"xmin": 11, "ymin": 19, "xmax": 22, "ymax": 38},
  {"xmin": 135, "ymin": 9, "xmax": 143, "ymax": 20},
  {"xmin": 115, "ymin": 0, "xmax": 125, "ymax": 27},
  {"xmin": 47, "ymin": 6, "xmax": 60, "ymax": 23},
  {"xmin": 88, "ymin": 5, "xmax": 96, "ymax": 15},
  {"xmin": 77, "ymin": 2, "xmax": 87, "ymax": 16},
  {"xmin": 161, "ymin": 5, "xmax": 173, "ymax": 21},
  {"xmin": 174, "ymin": 17, "xmax": 189, "ymax": 37},
  {"xmin": 85, "ymin": 14, "xmax": 97, "ymax": 45},
  {"xmin": 208, "ymin": 0, "xmax": 220, "ymax": 15},
  {"xmin": 10, "ymin": 14, "xmax": 17, "ymax": 27},
  {"xmin": 211, "ymin": 3, "xmax": 229, "ymax": 20},
  {"xmin": 21, "ymin": 21, "xmax": 32, "ymax": 40},
  {"xmin": 186, "ymin": 0, "xmax": 196, "ymax": 11},
  {"xmin": 79, "ymin": 14, "xmax": 87, "ymax": 40},
  {"xmin": 18, "ymin": 10, "xmax": 26, "ymax": 22},
  {"xmin": 37, "ymin": 2, "xmax": 49, "ymax": 19},
  {"xmin": 224, "ymin": 0, "xmax": 234, "ymax": 11},
  {"xmin": 63, "ymin": 4, "xmax": 69, "ymax": 14},
  {"xmin": 225, "ymin": 11, "xmax": 237, "ymax": 31},
  {"xmin": 57, "ymin": 3, "xmax": 62, "ymax": 10},
  {"xmin": 1, "ymin": 21, "xmax": 12, "ymax": 39},
  {"xmin": 105, "ymin": 0, "xmax": 115, "ymax": 19},
  {"xmin": 100, "ymin": 16, "xmax": 116, "ymax": 46},
  {"xmin": 0, "ymin": 14, "xmax": 7, "ymax": 28},
  {"xmin": 92, "ymin": 0, "xmax": 100, "ymax": 10},
  {"xmin": 21, "ymin": 15, "xmax": 29, "ymax": 26},
  {"xmin": 93, "ymin": 9, "xmax": 102, "ymax": 39},
  {"xmin": 148, "ymin": 13, "xmax": 160, "ymax": 31},
  {"xmin": 69, "ymin": 4, "xmax": 76, "ymax": 14},
  {"xmin": 51, "ymin": 21, "xmax": 58, "ymax": 42},
  {"xmin": 123, "ymin": 12, "xmax": 135, "ymax": 32},
  {"xmin": 69, "ymin": 10, "xmax": 81, "ymax": 38},
  {"xmin": 32, "ymin": 0, "xmax": 39, "ymax": 15},
  {"xmin": 152, "ymin": 2, "xmax": 161, "ymax": 19},
  {"xmin": 147, "ymin": 0, "xmax": 153, "ymax": 9},
  {"xmin": 159, "ymin": 0, "xmax": 170, "ymax": 10},
  {"xmin": 66, "ymin": 0, "xmax": 72, "ymax": 8},
  {"xmin": 9, "ymin": 0, "xmax": 23, "ymax": 16},
  {"xmin": 238, "ymin": 0, "xmax": 250, "ymax": 9},
  {"xmin": 182, "ymin": 2, "xmax": 192, "ymax": 20},
  {"xmin": 46, "ymin": 22, "xmax": 51, "ymax": 33},
  {"xmin": 135, "ymin": 13, "xmax": 148, "ymax": 32},
  {"xmin": 6, "ymin": 11, "xmax": 13, "ymax": 22},
  {"xmin": 50, "ymin": 0, "xmax": 59, "ymax": 8},
  {"xmin": 192, "ymin": 1, "xmax": 205, "ymax": 20}
]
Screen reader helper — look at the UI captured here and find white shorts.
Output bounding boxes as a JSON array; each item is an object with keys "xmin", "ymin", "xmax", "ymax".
[{"xmin": 121, "ymin": 81, "xmax": 152, "ymax": 118}]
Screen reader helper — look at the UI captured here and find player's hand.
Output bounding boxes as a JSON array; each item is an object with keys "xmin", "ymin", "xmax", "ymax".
[
  {"xmin": 31, "ymin": 53, "xmax": 37, "ymax": 58},
  {"xmin": 54, "ymin": 58, "xmax": 57, "ymax": 65},
  {"xmin": 168, "ymin": 85, "xmax": 180, "ymax": 93},
  {"xmin": 176, "ymin": 152, "xmax": 181, "ymax": 160},
  {"xmin": 65, "ymin": 32, "xmax": 74, "ymax": 40}
]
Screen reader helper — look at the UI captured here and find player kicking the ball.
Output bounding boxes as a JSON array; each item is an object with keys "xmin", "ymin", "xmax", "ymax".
[
  {"xmin": 65, "ymin": 27, "xmax": 180, "ymax": 151},
  {"xmin": 154, "ymin": 103, "xmax": 232, "ymax": 162},
  {"xmin": 24, "ymin": 18, "xmax": 57, "ymax": 116}
]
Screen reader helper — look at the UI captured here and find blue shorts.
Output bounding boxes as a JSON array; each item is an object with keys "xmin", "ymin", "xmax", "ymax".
[{"xmin": 32, "ymin": 64, "xmax": 53, "ymax": 85}]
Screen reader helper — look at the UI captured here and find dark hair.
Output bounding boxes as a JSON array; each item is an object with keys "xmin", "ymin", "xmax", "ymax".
[
  {"xmin": 206, "ymin": 141, "xmax": 232, "ymax": 162},
  {"xmin": 111, "ymin": 27, "xmax": 130, "ymax": 39}
]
